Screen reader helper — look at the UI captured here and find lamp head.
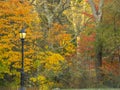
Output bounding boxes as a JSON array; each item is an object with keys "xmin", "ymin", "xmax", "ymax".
[{"xmin": 19, "ymin": 28, "xmax": 26, "ymax": 39}]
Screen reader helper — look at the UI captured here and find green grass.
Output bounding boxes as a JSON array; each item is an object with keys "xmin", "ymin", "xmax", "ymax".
[{"xmin": 61, "ymin": 88, "xmax": 120, "ymax": 90}]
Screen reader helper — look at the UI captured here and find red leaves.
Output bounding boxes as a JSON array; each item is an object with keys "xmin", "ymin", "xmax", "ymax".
[
  {"xmin": 101, "ymin": 60, "xmax": 120, "ymax": 76},
  {"xmin": 78, "ymin": 32, "xmax": 96, "ymax": 55},
  {"xmin": 82, "ymin": 12, "xmax": 94, "ymax": 18}
]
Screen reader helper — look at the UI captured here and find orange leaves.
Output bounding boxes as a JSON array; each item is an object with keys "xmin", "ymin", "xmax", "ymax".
[
  {"xmin": 0, "ymin": 0, "xmax": 40, "ymax": 78},
  {"xmin": 47, "ymin": 23, "xmax": 72, "ymax": 46},
  {"xmin": 0, "ymin": 0, "xmax": 37, "ymax": 30},
  {"xmin": 47, "ymin": 23, "xmax": 75, "ymax": 56},
  {"xmin": 59, "ymin": 34, "xmax": 71, "ymax": 46},
  {"xmin": 47, "ymin": 23, "xmax": 66, "ymax": 43}
]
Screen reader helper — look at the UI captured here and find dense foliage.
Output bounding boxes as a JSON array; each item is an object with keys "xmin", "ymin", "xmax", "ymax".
[{"xmin": 0, "ymin": 0, "xmax": 120, "ymax": 89}]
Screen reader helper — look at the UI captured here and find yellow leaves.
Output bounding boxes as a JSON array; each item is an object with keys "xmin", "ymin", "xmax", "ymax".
[
  {"xmin": 38, "ymin": 51, "xmax": 65, "ymax": 64},
  {"xmin": 64, "ymin": 43, "xmax": 75, "ymax": 56},
  {"xmin": 30, "ymin": 75, "xmax": 47, "ymax": 83},
  {"xmin": 30, "ymin": 77, "xmax": 36, "ymax": 83},
  {"xmin": 30, "ymin": 75, "xmax": 55, "ymax": 90},
  {"xmin": 35, "ymin": 51, "xmax": 66, "ymax": 73},
  {"xmin": 46, "ymin": 53, "xmax": 64, "ymax": 64},
  {"xmin": 45, "ymin": 45, "xmax": 49, "ymax": 49},
  {"xmin": 38, "ymin": 75, "xmax": 46, "ymax": 81},
  {"xmin": 30, "ymin": 75, "xmax": 47, "ymax": 86},
  {"xmin": 0, "ymin": 0, "xmax": 40, "ymax": 72},
  {"xmin": 0, "ymin": 0, "xmax": 42, "ymax": 86},
  {"xmin": 0, "ymin": 74, "xmax": 4, "ymax": 79},
  {"xmin": 45, "ymin": 53, "xmax": 65, "ymax": 72}
]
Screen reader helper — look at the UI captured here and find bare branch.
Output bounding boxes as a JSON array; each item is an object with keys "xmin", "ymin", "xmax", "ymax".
[
  {"xmin": 88, "ymin": 0, "xmax": 98, "ymax": 20},
  {"xmin": 98, "ymin": 0, "xmax": 104, "ymax": 22},
  {"xmin": 88, "ymin": 0, "xmax": 104, "ymax": 22}
]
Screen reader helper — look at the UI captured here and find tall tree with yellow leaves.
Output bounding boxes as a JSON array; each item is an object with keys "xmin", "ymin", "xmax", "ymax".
[{"xmin": 0, "ymin": 0, "xmax": 40, "ymax": 86}]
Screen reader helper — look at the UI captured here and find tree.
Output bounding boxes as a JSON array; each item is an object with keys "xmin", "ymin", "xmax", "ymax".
[
  {"xmin": 88, "ymin": 0, "xmax": 104, "ymax": 82},
  {"xmin": 0, "ymin": 0, "xmax": 40, "ymax": 86},
  {"xmin": 88, "ymin": 0, "xmax": 120, "ymax": 87}
]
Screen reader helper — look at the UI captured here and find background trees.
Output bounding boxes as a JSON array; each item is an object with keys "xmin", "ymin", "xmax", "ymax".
[{"xmin": 0, "ymin": 0, "xmax": 120, "ymax": 89}]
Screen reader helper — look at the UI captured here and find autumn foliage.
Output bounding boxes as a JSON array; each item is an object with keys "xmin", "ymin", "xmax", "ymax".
[
  {"xmin": 0, "ymin": 0, "xmax": 40, "ymax": 86},
  {"xmin": 0, "ymin": 0, "xmax": 120, "ymax": 89}
]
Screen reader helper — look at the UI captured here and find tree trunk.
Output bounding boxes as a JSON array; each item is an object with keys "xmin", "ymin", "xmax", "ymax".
[
  {"xmin": 88, "ymin": 0, "xmax": 104, "ymax": 83},
  {"xmin": 95, "ymin": 38, "xmax": 103, "ymax": 81}
]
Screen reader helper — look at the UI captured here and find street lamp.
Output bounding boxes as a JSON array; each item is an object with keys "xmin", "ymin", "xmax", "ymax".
[{"xmin": 19, "ymin": 28, "xmax": 26, "ymax": 90}]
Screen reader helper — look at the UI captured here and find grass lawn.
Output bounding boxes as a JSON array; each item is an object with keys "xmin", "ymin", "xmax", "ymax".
[{"xmin": 61, "ymin": 88, "xmax": 120, "ymax": 90}]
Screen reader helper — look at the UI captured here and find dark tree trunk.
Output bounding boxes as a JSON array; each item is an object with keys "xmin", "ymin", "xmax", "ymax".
[{"xmin": 95, "ymin": 41, "xmax": 103, "ymax": 81}]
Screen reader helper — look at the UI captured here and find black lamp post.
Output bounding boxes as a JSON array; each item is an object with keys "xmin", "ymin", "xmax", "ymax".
[{"xmin": 19, "ymin": 28, "xmax": 26, "ymax": 90}]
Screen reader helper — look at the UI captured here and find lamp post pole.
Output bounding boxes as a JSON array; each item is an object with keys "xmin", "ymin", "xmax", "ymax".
[
  {"xmin": 19, "ymin": 28, "xmax": 26, "ymax": 90},
  {"xmin": 20, "ymin": 38, "xmax": 25, "ymax": 90}
]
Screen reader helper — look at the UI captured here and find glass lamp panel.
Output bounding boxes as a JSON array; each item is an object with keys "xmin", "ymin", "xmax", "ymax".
[{"xmin": 20, "ymin": 33, "xmax": 26, "ymax": 39}]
